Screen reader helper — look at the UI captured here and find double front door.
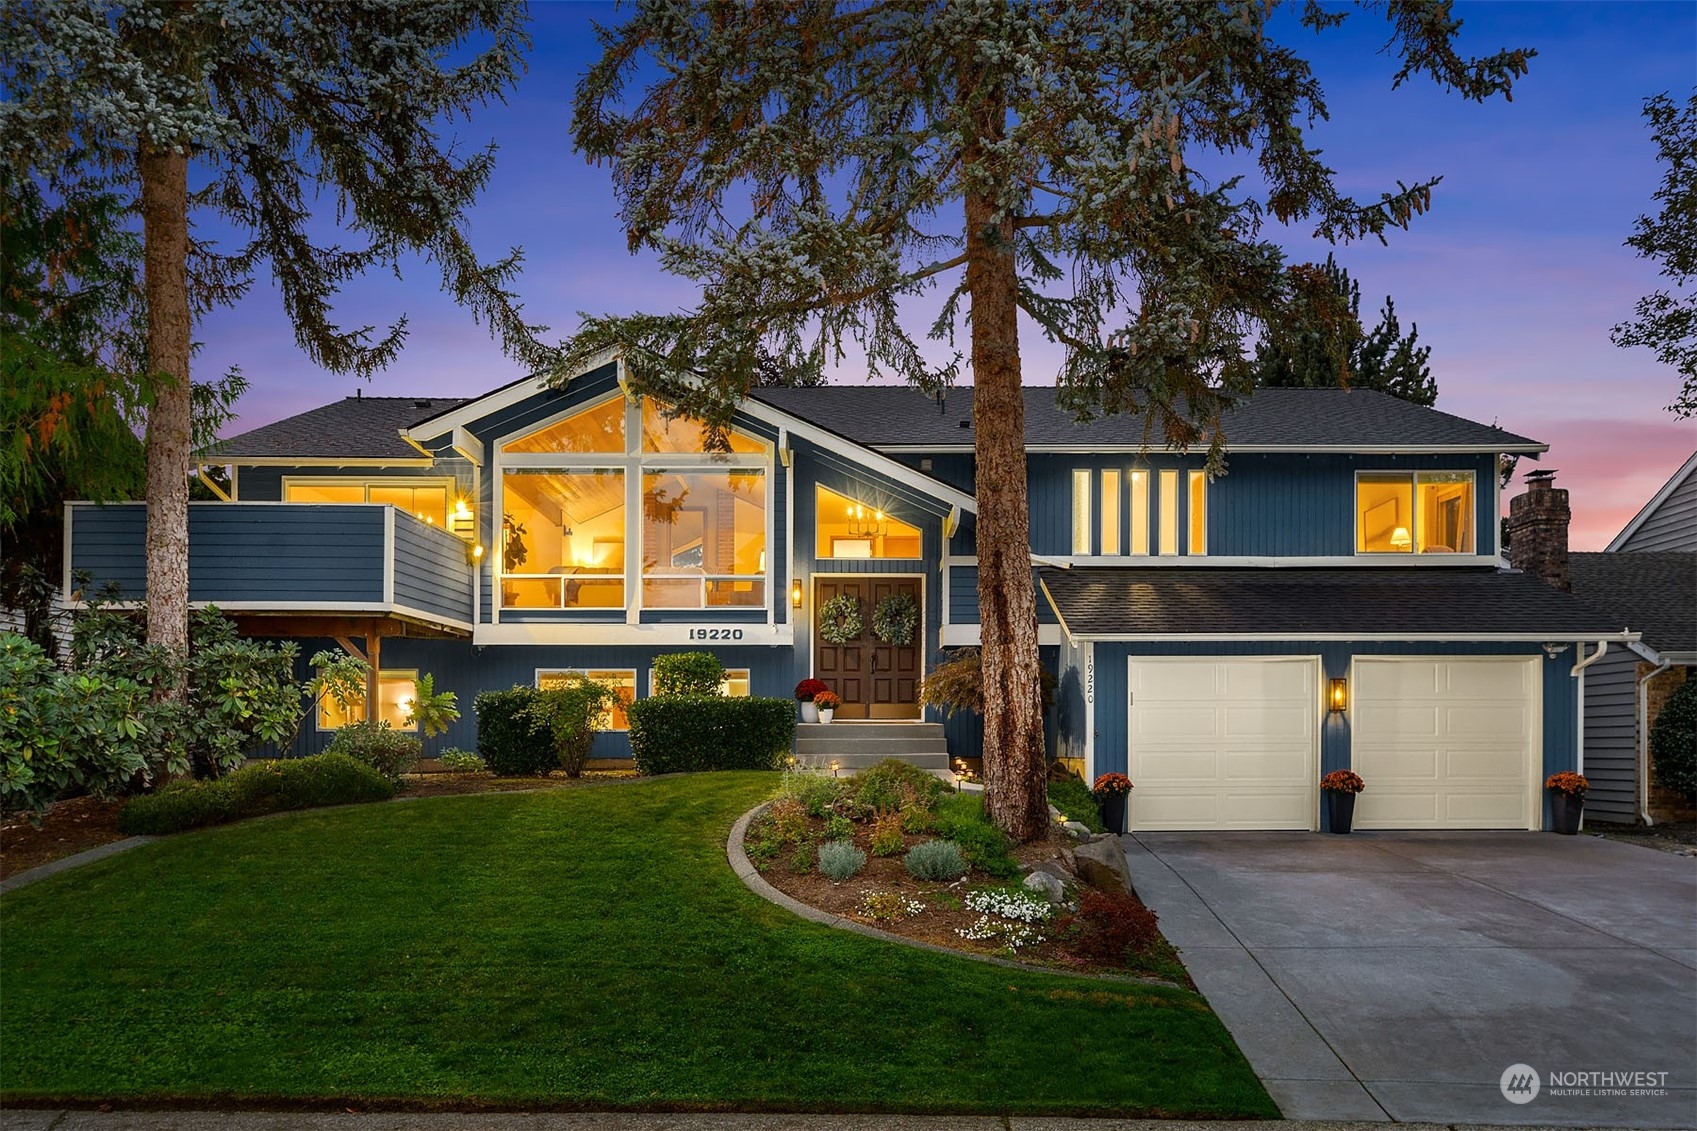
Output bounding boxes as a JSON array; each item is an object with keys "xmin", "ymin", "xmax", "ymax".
[{"xmin": 812, "ymin": 576, "xmax": 922, "ymax": 720}]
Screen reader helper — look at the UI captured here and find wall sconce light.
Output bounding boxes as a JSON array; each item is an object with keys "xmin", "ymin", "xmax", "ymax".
[
  {"xmin": 1541, "ymin": 642, "xmax": 1570, "ymax": 659},
  {"xmin": 1328, "ymin": 677, "xmax": 1348, "ymax": 713},
  {"xmin": 791, "ymin": 579, "xmax": 803, "ymax": 608},
  {"xmin": 467, "ymin": 543, "xmax": 485, "ymax": 567},
  {"xmin": 450, "ymin": 497, "xmax": 475, "ymax": 537}
]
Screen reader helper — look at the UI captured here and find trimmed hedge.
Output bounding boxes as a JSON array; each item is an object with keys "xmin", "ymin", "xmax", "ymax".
[
  {"xmin": 117, "ymin": 753, "xmax": 394, "ymax": 836},
  {"xmin": 1650, "ymin": 677, "xmax": 1697, "ymax": 798},
  {"xmin": 474, "ymin": 687, "xmax": 556, "ymax": 776},
  {"xmin": 325, "ymin": 720, "xmax": 421, "ymax": 784},
  {"xmin": 628, "ymin": 696, "xmax": 795, "ymax": 774}
]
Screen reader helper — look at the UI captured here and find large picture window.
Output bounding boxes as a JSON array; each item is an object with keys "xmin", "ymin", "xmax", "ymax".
[
  {"xmin": 498, "ymin": 395, "xmax": 770, "ymax": 611},
  {"xmin": 317, "ymin": 670, "xmax": 419, "ymax": 732},
  {"xmin": 285, "ymin": 479, "xmax": 453, "ymax": 527},
  {"xmin": 815, "ymin": 486, "xmax": 922, "ymax": 559},
  {"xmin": 1356, "ymin": 471, "xmax": 1475, "ymax": 554},
  {"xmin": 537, "ymin": 669, "xmax": 636, "ymax": 730}
]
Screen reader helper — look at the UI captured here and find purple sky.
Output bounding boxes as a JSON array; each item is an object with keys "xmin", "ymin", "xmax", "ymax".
[{"xmin": 199, "ymin": 2, "xmax": 1696, "ymax": 550}]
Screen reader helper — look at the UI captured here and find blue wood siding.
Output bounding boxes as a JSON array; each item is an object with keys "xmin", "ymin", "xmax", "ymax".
[
  {"xmin": 279, "ymin": 639, "xmax": 795, "ymax": 761},
  {"xmin": 71, "ymin": 503, "xmax": 385, "ymax": 604},
  {"xmin": 1079, "ymin": 640, "xmax": 1576, "ymax": 827},
  {"xmin": 391, "ymin": 516, "xmax": 474, "ymax": 625},
  {"xmin": 940, "ymin": 645, "xmax": 1061, "ymax": 762}
]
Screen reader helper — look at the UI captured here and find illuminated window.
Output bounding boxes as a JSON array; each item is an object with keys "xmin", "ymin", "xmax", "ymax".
[
  {"xmin": 1357, "ymin": 472, "xmax": 1474, "ymax": 554},
  {"xmin": 814, "ymin": 486, "xmax": 922, "ymax": 559},
  {"xmin": 1158, "ymin": 470, "xmax": 1179, "ymax": 555},
  {"xmin": 1101, "ymin": 470, "xmax": 1121, "ymax": 555},
  {"xmin": 502, "ymin": 396, "xmax": 625, "ymax": 454},
  {"xmin": 643, "ymin": 470, "xmax": 766, "ymax": 608},
  {"xmin": 537, "ymin": 669, "xmax": 636, "ymax": 731},
  {"xmin": 642, "ymin": 399, "xmax": 766, "ymax": 454},
  {"xmin": 648, "ymin": 667, "xmax": 750, "ymax": 698},
  {"xmin": 317, "ymin": 670, "xmax": 419, "ymax": 732},
  {"xmin": 1129, "ymin": 470, "xmax": 1150, "ymax": 555},
  {"xmin": 1187, "ymin": 471, "xmax": 1207, "ymax": 555},
  {"xmin": 1072, "ymin": 469, "xmax": 1092, "ymax": 554},
  {"xmin": 501, "ymin": 469, "xmax": 626, "ymax": 608},
  {"xmin": 284, "ymin": 480, "xmax": 452, "ymax": 527}
]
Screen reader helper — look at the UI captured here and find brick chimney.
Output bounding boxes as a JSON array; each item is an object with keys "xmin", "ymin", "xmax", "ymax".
[{"xmin": 1506, "ymin": 468, "xmax": 1571, "ymax": 591}]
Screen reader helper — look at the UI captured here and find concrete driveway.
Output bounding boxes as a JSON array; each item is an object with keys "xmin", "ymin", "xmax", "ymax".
[{"xmin": 1124, "ymin": 831, "xmax": 1696, "ymax": 1128}]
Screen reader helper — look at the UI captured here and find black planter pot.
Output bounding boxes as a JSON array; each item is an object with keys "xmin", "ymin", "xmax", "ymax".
[
  {"xmin": 1550, "ymin": 791, "xmax": 1584, "ymax": 835},
  {"xmin": 1098, "ymin": 792, "xmax": 1128, "ymax": 835},
  {"xmin": 1325, "ymin": 791, "xmax": 1356, "ymax": 834}
]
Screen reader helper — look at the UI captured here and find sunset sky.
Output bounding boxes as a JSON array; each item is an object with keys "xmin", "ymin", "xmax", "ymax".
[{"xmin": 199, "ymin": 1, "xmax": 1696, "ymax": 550}]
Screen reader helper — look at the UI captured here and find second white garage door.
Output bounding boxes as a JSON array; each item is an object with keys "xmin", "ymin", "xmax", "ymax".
[
  {"xmin": 1128, "ymin": 658, "xmax": 1319, "ymax": 831},
  {"xmin": 1351, "ymin": 657, "xmax": 1538, "ymax": 830}
]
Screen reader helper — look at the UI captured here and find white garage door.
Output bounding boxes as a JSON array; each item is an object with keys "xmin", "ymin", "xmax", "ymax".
[
  {"xmin": 1352, "ymin": 657, "xmax": 1538, "ymax": 830},
  {"xmin": 1127, "ymin": 658, "xmax": 1318, "ymax": 830}
]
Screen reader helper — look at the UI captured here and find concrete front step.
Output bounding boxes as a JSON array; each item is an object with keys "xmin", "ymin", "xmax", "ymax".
[
  {"xmin": 797, "ymin": 722, "xmax": 941, "ymax": 738},
  {"xmin": 792, "ymin": 721, "xmax": 950, "ymax": 772},
  {"xmin": 794, "ymin": 750, "xmax": 950, "ymax": 771}
]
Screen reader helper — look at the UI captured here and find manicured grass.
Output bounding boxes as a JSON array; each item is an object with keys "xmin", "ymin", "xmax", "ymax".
[{"xmin": 0, "ymin": 774, "xmax": 1274, "ymax": 1115}]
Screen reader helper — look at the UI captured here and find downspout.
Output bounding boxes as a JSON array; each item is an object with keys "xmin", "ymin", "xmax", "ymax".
[
  {"xmin": 1638, "ymin": 656, "xmax": 1672, "ymax": 827},
  {"xmin": 1570, "ymin": 641, "xmax": 1609, "ymax": 831}
]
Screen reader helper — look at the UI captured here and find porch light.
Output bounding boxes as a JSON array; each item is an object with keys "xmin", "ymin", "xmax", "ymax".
[
  {"xmin": 1328, "ymin": 677, "xmax": 1348, "ymax": 713},
  {"xmin": 467, "ymin": 543, "xmax": 485, "ymax": 566},
  {"xmin": 791, "ymin": 579, "xmax": 803, "ymax": 608},
  {"xmin": 451, "ymin": 497, "xmax": 475, "ymax": 537}
]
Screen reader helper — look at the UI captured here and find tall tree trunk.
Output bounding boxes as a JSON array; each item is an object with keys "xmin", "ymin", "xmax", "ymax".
[
  {"xmin": 961, "ymin": 75, "xmax": 1048, "ymax": 843},
  {"xmin": 139, "ymin": 143, "xmax": 192, "ymax": 654}
]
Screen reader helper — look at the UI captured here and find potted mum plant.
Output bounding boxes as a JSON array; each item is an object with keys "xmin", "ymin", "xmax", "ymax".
[
  {"xmin": 1092, "ymin": 772, "xmax": 1133, "ymax": 834},
  {"xmin": 813, "ymin": 690, "xmax": 841, "ymax": 724},
  {"xmin": 795, "ymin": 677, "xmax": 828, "ymax": 723},
  {"xmin": 1545, "ymin": 771, "xmax": 1588, "ymax": 835},
  {"xmin": 1320, "ymin": 770, "xmax": 1366, "ymax": 833}
]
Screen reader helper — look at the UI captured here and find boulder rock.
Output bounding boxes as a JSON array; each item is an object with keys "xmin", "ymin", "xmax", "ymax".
[
  {"xmin": 1074, "ymin": 835, "xmax": 1131, "ymax": 894},
  {"xmin": 1022, "ymin": 869, "xmax": 1065, "ymax": 904}
]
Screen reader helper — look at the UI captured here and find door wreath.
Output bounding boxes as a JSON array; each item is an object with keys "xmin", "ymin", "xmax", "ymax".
[
  {"xmin": 872, "ymin": 592, "xmax": 920, "ymax": 646},
  {"xmin": 817, "ymin": 594, "xmax": 864, "ymax": 644}
]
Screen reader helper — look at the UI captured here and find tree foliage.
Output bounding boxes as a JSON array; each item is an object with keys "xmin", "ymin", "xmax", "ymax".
[
  {"xmin": 1252, "ymin": 255, "xmax": 1436, "ymax": 405},
  {"xmin": 568, "ymin": 0, "xmax": 1530, "ymax": 838},
  {"xmin": 1612, "ymin": 92, "xmax": 1697, "ymax": 418}
]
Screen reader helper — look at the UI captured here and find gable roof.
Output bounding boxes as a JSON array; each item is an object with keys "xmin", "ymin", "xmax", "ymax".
[
  {"xmin": 1605, "ymin": 450, "xmax": 1697, "ymax": 552},
  {"xmin": 1569, "ymin": 551, "xmax": 1697, "ymax": 655},
  {"xmin": 210, "ymin": 396, "xmax": 467, "ymax": 462},
  {"xmin": 1039, "ymin": 566, "xmax": 1631, "ymax": 641},
  {"xmin": 751, "ymin": 385, "xmax": 1545, "ymax": 453}
]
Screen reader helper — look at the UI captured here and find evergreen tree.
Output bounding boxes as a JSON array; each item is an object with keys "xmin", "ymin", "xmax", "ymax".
[
  {"xmin": 1, "ymin": 0, "xmax": 558, "ymax": 662},
  {"xmin": 1252, "ymin": 255, "xmax": 1436, "ymax": 405},
  {"xmin": 568, "ymin": 1, "xmax": 1530, "ymax": 839}
]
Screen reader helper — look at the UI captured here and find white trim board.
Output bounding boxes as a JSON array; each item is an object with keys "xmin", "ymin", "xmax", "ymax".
[
  {"xmin": 869, "ymin": 442, "xmax": 1550, "ymax": 456},
  {"xmin": 474, "ymin": 622, "xmax": 795, "ymax": 647},
  {"xmin": 941, "ymin": 624, "xmax": 1064, "ymax": 648}
]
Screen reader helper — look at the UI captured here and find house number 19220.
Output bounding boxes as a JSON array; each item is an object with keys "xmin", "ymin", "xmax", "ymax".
[{"xmin": 688, "ymin": 628, "xmax": 745, "ymax": 641}]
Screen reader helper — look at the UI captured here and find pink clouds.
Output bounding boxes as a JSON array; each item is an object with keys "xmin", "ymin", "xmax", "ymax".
[{"xmin": 1506, "ymin": 418, "xmax": 1695, "ymax": 550}]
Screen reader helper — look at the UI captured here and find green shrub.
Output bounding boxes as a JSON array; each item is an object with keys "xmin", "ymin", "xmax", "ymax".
[
  {"xmin": 904, "ymin": 838, "xmax": 967, "ymax": 881},
  {"xmin": 325, "ymin": 720, "xmax": 421, "ymax": 784},
  {"xmin": 524, "ymin": 675, "xmax": 614, "ymax": 778},
  {"xmin": 1652, "ymin": 678, "xmax": 1697, "ymax": 798},
  {"xmin": 780, "ymin": 769, "xmax": 848, "ymax": 816},
  {"xmin": 627, "ymin": 696, "xmax": 794, "ymax": 774},
  {"xmin": 437, "ymin": 748, "xmax": 486, "ymax": 772},
  {"xmin": 818, "ymin": 839, "xmax": 867, "ymax": 881},
  {"xmin": 869, "ymin": 812, "xmax": 905, "ymax": 857},
  {"xmin": 1047, "ymin": 774, "xmax": 1107, "ymax": 833},
  {"xmin": 852, "ymin": 758, "xmax": 945, "ymax": 812},
  {"xmin": 934, "ymin": 792, "xmax": 1019, "ymax": 878},
  {"xmin": 822, "ymin": 813, "xmax": 855, "ymax": 840},
  {"xmin": 118, "ymin": 753, "xmax": 393, "ymax": 835},
  {"xmin": 652, "ymin": 652, "xmax": 726, "ymax": 697},
  {"xmin": 474, "ymin": 687, "xmax": 555, "ymax": 775}
]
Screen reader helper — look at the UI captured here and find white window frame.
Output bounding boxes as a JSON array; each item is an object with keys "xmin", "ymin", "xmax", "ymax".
[
  {"xmin": 1071, "ymin": 469, "xmax": 1093, "ymax": 555},
  {"xmin": 282, "ymin": 476, "xmax": 459, "ymax": 527},
  {"xmin": 1100, "ymin": 469, "xmax": 1122, "ymax": 556},
  {"xmin": 316, "ymin": 668, "xmax": 420, "ymax": 733},
  {"xmin": 1187, "ymin": 470, "xmax": 1208, "ymax": 556},
  {"xmin": 647, "ymin": 667, "xmax": 752, "ymax": 697},
  {"xmin": 1157, "ymin": 469, "xmax": 1179, "ymax": 556},
  {"xmin": 1353, "ymin": 469, "xmax": 1478, "ymax": 556},
  {"xmin": 535, "ymin": 667, "xmax": 638, "ymax": 731},
  {"xmin": 1128, "ymin": 469, "xmax": 1150, "ymax": 555},
  {"xmin": 814, "ymin": 484, "xmax": 925, "ymax": 562}
]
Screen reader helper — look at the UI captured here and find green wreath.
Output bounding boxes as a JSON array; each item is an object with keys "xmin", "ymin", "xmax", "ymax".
[
  {"xmin": 817, "ymin": 594, "xmax": 864, "ymax": 645},
  {"xmin": 872, "ymin": 592, "xmax": 920, "ymax": 646}
]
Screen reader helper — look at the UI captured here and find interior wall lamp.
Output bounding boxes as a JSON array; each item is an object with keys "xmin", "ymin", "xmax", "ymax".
[
  {"xmin": 1328, "ymin": 677, "xmax": 1348, "ymax": 713},
  {"xmin": 791, "ymin": 579, "xmax": 803, "ymax": 608}
]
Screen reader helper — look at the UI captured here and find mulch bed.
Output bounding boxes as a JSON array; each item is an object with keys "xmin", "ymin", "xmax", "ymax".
[
  {"xmin": 0, "ymin": 769, "xmax": 643, "ymax": 879},
  {"xmin": 748, "ymin": 808, "xmax": 1191, "ymax": 986},
  {"xmin": 1594, "ymin": 819, "xmax": 1697, "ymax": 856}
]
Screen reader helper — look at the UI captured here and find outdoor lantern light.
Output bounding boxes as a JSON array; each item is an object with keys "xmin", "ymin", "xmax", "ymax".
[
  {"xmin": 791, "ymin": 579, "xmax": 803, "ymax": 608},
  {"xmin": 1329, "ymin": 677, "xmax": 1348, "ymax": 713},
  {"xmin": 467, "ymin": 543, "xmax": 485, "ymax": 566}
]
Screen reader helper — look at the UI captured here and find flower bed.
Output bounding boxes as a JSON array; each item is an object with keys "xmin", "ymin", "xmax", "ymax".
[{"xmin": 744, "ymin": 761, "xmax": 1189, "ymax": 983}]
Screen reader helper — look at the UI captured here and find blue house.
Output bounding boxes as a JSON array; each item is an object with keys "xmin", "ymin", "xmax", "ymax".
[{"xmin": 64, "ymin": 353, "xmax": 1630, "ymax": 831}]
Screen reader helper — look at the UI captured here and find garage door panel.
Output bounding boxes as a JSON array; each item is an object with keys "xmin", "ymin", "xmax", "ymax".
[
  {"xmin": 1353, "ymin": 658, "xmax": 1535, "ymax": 831},
  {"xmin": 1129, "ymin": 659, "xmax": 1317, "ymax": 831}
]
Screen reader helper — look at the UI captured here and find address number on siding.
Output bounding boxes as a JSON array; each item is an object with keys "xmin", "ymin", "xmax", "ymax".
[{"xmin": 688, "ymin": 628, "xmax": 745, "ymax": 641}]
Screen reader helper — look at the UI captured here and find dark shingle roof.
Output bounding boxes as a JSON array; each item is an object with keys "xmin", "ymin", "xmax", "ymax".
[
  {"xmin": 1570, "ymin": 552, "xmax": 1697, "ymax": 653},
  {"xmin": 1039, "ymin": 567, "xmax": 1627, "ymax": 639},
  {"xmin": 210, "ymin": 396, "xmax": 468, "ymax": 461},
  {"xmin": 751, "ymin": 385, "xmax": 1542, "ymax": 451}
]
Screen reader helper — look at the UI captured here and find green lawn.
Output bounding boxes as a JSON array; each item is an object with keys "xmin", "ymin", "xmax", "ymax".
[{"xmin": 0, "ymin": 774, "xmax": 1274, "ymax": 1115}]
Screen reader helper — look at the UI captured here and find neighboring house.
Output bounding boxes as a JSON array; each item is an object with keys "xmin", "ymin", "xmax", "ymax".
[
  {"xmin": 1562, "ymin": 452, "xmax": 1697, "ymax": 824},
  {"xmin": 63, "ymin": 355, "xmax": 1629, "ymax": 831}
]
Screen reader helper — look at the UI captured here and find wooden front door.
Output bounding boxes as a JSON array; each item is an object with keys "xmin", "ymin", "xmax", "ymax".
[{"xmin": 813, "ymin": 576, "xmax": 923, "ymax": 720}]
